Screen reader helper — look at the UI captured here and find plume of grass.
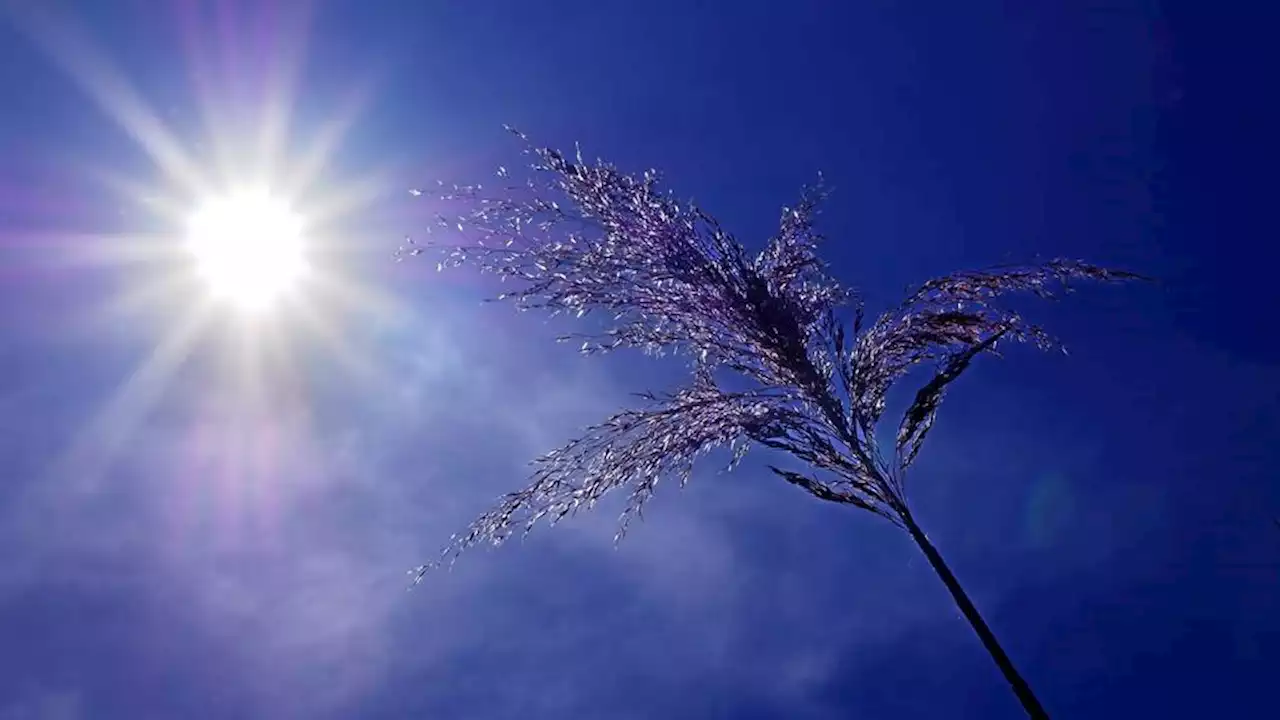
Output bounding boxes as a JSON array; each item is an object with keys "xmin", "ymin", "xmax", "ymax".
[{"xmin": 402, "ymin": 129, "xmax": 1143, "ymax": 719}]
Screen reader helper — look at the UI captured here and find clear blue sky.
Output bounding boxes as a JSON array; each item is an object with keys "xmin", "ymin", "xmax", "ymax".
[{"xmin": 0, "ymin": 1, "xmax": 1276, "ymax": 718}]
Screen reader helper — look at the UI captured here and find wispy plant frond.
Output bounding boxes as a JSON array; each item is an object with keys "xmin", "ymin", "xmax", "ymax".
[
  {"xmin": 849, "ymin": 260, "xmax": 1144, "ymax": 434},
  {"xmin": 406, "ymin": 134, "xmax": 1142, "ymax": 581},
  {"xmin": 896, "ymin": 329, "xmax": 1008, "ymax": 470},
  {"xmin": 405, "ymin": 133, "xmax": 1143, "ymax": 718},
  {"xmin": 414, "ymin": 379, "xmax": 788, "ymax": 580}
]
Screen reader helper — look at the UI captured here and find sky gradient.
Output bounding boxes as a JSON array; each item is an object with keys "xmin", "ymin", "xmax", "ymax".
[{"xmin": 0, "ymin": 1, "xmax": 1277, "ymax": 718}]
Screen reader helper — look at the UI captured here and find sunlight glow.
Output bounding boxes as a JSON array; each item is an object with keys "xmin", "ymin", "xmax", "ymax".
[
  {"xmin": 18, "ymin": 1, "xmax": 417, "ymax": 544},
  {"xmin": 186, "ymin": 188, "xmax": 308, "ymax": 312}
]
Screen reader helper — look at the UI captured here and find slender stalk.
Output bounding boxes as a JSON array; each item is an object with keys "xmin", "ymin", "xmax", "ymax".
[{"xmin": 899, "ymin": 509, "xmax": 1050, "ymax": 719}]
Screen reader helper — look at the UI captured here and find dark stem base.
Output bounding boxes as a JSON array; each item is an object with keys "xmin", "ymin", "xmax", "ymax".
[{"xmin": 900, "ymin": 510, "xmax": 1050, "ymax": 719}]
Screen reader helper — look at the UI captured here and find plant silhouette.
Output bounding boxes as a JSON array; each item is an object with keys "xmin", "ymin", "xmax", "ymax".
[{"xmin": 405, "ymin": 130, "xmax": 1142, "ymax": 719}]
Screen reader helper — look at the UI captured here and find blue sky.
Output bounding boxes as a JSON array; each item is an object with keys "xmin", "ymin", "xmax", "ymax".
[{"xmin": 0, "ymin": 1, "xmax": 1276, "ymax": 718}]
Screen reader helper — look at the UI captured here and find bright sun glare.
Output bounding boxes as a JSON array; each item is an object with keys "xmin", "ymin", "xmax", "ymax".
[
  {"xmin": 19, "ymin": 2, "xmax": 407, "ymax": 540},
  {"xmin": 186, "ymin": 187, "xmax": 308, "ymax": 312}
]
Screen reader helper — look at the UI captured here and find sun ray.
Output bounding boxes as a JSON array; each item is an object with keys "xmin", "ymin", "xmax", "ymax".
[
  {"xmin": 86, "ymin": 165, "xmax": 195, "ymax": 226},
  {"xmin": 285, "ymin": 271, "xmax": 402, "ymax": 389},
  {"xmin": 10, "ymin": 4, "xmax": 208, "ymax": 197},
  {"xmin": 280, "ymin": 80, "xmax": 377, "ymax": 199},
  {"xmin": 173, "ymin": 0, "xmax": 245, "ymax": 189},
  {"xmin": 89, "ymin": 273, "xmax": 196, "ymax": 331},
  {"xmin": 13, "ymin": 0, "xmax": 403, "ymax": 517},
  {"xmin": 251, "ymin": 4, "xmax": 316, "ymax": 177},
  {"xmin": 54, "ymin": 306, "xmax": 211, "ymax": 494},
  {"xmin": 303, "ymin": 172, "xmax": 391, "ymax": 231},
  {"xmin": 4, "ymin": 230, "xmax": 177, "ymax": 272},
  {"xmin": 171, "ymin": 1, "xmax": 317, "ymax": 188}
]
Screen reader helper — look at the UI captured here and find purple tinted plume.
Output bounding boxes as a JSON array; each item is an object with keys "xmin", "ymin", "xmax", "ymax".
[{"xmin": 404, "ymin": 130, "xmax": 1142, "ymax": 581}]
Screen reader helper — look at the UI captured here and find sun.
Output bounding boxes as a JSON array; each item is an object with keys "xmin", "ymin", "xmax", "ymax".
[{"xmin": 186, "ymin": 187, "xmax": 308, "ymax": 312}]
